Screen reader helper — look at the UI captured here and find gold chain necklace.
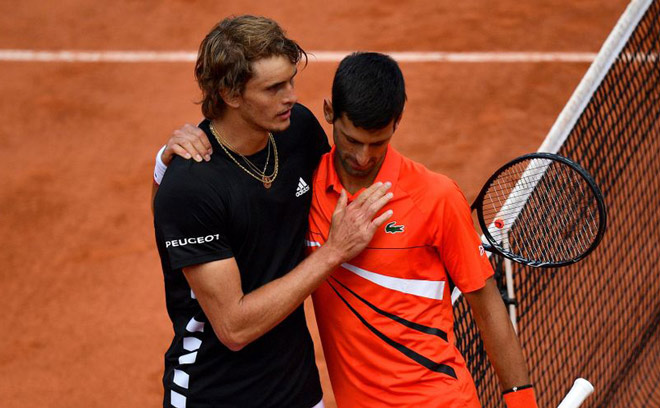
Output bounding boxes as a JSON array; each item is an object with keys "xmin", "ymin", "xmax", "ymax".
[
  {"xmin": 216, "ymin": 129, "xmax": 271, "ymax": 176},
  {"xmin": 209, "ymin": 122, "xmax": 279, "ymax": 188}
]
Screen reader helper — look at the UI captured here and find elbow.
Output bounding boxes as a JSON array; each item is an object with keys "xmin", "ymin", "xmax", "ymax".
[
  {"xmin": 214, "ymin": 326, "xmax": 251, "ymax": 352},
  {"xmin": 223, "ymin": 337, "xmax": 247, "ymax": 352},
  {"xmin": 223, "ymin": 341, "xmax": 247, "ymax": 352}
]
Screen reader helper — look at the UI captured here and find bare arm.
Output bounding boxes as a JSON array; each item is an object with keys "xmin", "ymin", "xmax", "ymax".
[
  {"xmin": 185, "ymin": 183, "xmax": 393, "ymax": 351},
  {"xmin": 151, "ymin": 182, "xmax": 158, "ymax": 215},
  {"xmin": 184, "ymin": 243, "xmax": 346, "ymax": 351},
  {"xmin": 463, "ymin": 277, "xmax": 531, "ymax": 389}
]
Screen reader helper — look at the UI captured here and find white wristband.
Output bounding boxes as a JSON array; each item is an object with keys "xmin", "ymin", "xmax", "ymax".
[{"xmin": 154, "ymin": 145, "xmax": 168, "ymax": 185}]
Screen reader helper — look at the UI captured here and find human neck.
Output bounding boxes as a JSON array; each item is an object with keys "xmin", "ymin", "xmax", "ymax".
[
  {"xmin": 333, "ymin": 154, "xmax": 381, "ymax": 195},
  {"xmin": 211, "ymin": 114, "xmax": 270, "ymax": 156}
]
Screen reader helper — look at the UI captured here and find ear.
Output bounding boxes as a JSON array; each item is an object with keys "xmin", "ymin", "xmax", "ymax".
[
  {"xmin": 220, "ymin": 88, "xmax": 241, "ymax": 109},
  {"xmin": 393, "ymin": 112, "xmax": 403, "ymax": 132},
  {"xmin": 323, "ymin": 99, "xmax": 334, "ymax": 124}
]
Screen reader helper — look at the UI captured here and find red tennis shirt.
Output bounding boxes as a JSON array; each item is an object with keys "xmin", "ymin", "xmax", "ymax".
[{"xmin": 306, "ymin": 145, "xmax": 494, "ymax": 407}]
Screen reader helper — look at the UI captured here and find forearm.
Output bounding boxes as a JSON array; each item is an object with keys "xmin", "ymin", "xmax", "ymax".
[
  {"xmin": 186, "ymin": 183, "xmax": 392, "ymax": 351},
  {"xmin": 200, "ymin": 245, "xmax": 343, "ymax": 350},
  {"xmin": 151, "ymin": 182, "xmax": 158, "ymax": 215},
  {"xmin": 219, "ymin": 185, "xmax": 391, "ymax": 348},
  {"xmin": 151, "ymin": 144, "xmax": 167, "ymax": 215},
  {"xmin": 472, "ymin": 302, "xmax": 530, "ymax": 389},
  {"xmin": 464, "ymin": 278, "xmax": 531, "ymax": 389},
  {"xmin": 234, "ymin": 245, "xmax": 342, "ymax": 343}
]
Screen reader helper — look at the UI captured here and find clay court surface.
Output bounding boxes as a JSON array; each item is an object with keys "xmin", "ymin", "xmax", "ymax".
[{"xmin": 0, "ymin": 1, "xmax": 631, "ymax": 406}]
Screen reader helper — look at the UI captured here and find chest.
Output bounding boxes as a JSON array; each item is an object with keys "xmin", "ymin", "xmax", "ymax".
[
  {"xmin": 316, "ymin": 195, "xmax": 443, "ymax": 280},
  {"xmin": 218, "ymin": 145, "xmax": 316, "ymax": 246},
  {"xmin": 317, "ymin": 194, "xmax": 433, "ymax": 248},
  {"xmin": 370, "ymin": 201, "xmax": 429, "ymax": 248}
]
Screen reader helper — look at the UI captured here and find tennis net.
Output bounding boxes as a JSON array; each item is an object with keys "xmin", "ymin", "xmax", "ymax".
[{"xmin": 453, "ymin": 0, "xmax": 660, "ymax": 406}]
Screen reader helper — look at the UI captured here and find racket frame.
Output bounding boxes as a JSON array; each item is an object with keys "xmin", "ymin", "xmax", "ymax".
[{"xmin": 472, "ymin": 152, "xmax": 607, "ymax": 268}]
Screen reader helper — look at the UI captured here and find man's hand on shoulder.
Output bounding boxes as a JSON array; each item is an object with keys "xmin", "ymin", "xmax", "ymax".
[
  {"xmin": 152, "ymin": 123, "xmax": 213, "ymax": 209},
  {"xmin": 162, "ymin": 123, "xmax": 213, "ymax": 165}
]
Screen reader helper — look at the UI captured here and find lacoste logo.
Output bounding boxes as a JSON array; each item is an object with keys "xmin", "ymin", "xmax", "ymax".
[
  {"xmin": 385, "ymin": 221, "xmax": 405, "ymax": 234},
  {"xmin": 296, "ymin": 177, "xmax": 310, "ymax": 197}
]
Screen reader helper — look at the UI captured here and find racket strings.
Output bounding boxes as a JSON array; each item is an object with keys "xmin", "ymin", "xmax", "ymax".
[
  {"xmin": 480, "ymin": 158, "xmax": 601, "ymax": 264},
  {"xmin": 521, "ymin": 170, "xmax": 590, "ymax": 259},
  {"xmin": 505, "ymin": 164, "xmax": 596, "ymax": 260},
  {"xmin": 529, "ymin": 167, "xmax": 585, "ymax": 255},
  {"xmin": 506, "ymin": 164, "xmax": 592, "ymax": 260}
]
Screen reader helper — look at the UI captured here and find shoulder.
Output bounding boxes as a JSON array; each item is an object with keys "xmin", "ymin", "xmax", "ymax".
[
  {"xmin": 287, "ymin": 103, "xmax": 323, "ymax": 135},
  {"xmin": 277, "ymin": 103, "xmax": 328, "ymax": 157},
  {"xmin": 155, "ymin": 158, "xmax": 224, "ymax": 210},
  {"xmin": 291, "ymin": 103, "xmax": 316, "ymax": 121},
  {"xmin": 161, "ymin": 156, "xmax": 215, "ymax": 187},
  {"xmin": 397, "ymin": 155, "xmax": 463, "ymax": 207}
]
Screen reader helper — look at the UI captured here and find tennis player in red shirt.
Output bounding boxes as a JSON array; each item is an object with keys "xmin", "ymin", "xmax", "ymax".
[{"xmin": 305, "ymin": 52, "xmax": 538, "ymax": 408}]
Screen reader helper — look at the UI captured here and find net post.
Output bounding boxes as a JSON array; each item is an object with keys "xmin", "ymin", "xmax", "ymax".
[{"xmin": 503, "ymin": 236, "xmax": 518, "ymax": 332}]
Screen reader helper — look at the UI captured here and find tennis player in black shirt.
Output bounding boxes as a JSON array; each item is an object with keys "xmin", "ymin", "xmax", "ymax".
[{"xmin": 152, "ymin": 16, "xmax": 393, "ymax": 408}]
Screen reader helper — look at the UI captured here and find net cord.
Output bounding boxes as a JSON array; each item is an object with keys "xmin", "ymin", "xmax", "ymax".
[
  {"xmin": 453, "ymin": 0, "xmax": 652, "ymax": 307},
  {"xmin": 493, "ymin": 0, "xmax": 653, "ymax": 243},
  {"xmin": 539, "ymin": 0, "xmax": 653, "ymax": 154},
  {"xmin": 484, "ymin": 159, "xmax": 551, "ymax": 242}
]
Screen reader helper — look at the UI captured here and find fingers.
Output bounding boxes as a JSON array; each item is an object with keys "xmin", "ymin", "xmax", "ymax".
[
  {"xmin": 333, "ymin": 189, "xmax": 348, "ymax": 217},
  {"xmin": 364, "ymin": 182, "xmax": 392, "ymax": 213},
  {"xmin": 350, "ymin": 181, "xmax": 392, "ymax": 218},
  {"xmin": 366, "ymin": 190, "xmax": 394, "ymax": 220},
  {"xmin": 324, "ymin": 184, "xmax": 394, "ymax": 263},
  {"xmin": 187, "ymin": 124, "xmax": 213, "ymax": 152},
  {"xmin": 171, "ymin": 144, "xmax": 192, "ymax": 161},
  {"xmin": 371, "ymin": 209, "xmax": 394, "ymax": 230},
  {"xmin": 187, "ymin": 135, "xmax": 212, "ymax": 162},
  {"xmin": 178, "ymin": 138, "xmax": 208, "ymax": 163},
  {"xmin": 165, "ymin": 124, "xmax": 213, "ymax": 164},
  {"xmin": 189, "ymin": 125, "xmax": 213, "ymax": 160},
  {"xmin": 353, "ymin": 181, "xmax": 384, "ymax": 206}
]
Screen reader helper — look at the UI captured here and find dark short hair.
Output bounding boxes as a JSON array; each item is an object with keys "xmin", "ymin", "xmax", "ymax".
[
  {"xmin": 195, "ymin": 15, "xmax": 306, "ymax": 120},
  {"xmin": 331, "ymin": 52, "xmax": 406, "ymax": 130}
]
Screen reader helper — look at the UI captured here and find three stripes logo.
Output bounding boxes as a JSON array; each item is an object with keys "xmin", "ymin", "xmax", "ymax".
[{"xmin": 296, "ymin": 177, "xmax": 310, "ymax": 197}]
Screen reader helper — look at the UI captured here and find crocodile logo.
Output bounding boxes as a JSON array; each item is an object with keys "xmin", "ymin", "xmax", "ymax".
[{"xmin": 385, "ymin": 221, "xmax": 405, "ymax": 234}]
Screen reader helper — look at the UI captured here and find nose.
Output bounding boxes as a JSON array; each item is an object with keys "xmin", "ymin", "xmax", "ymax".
[
  {"xmin": 283, "ymin": 82, "xmax": 297, "ymax": 105},
  {"xmin": 355, "ymin": 146, "xmax": 371, "ymax": 166}
]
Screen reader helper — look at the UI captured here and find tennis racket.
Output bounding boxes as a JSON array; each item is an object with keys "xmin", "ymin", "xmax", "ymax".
[
  {"xmin": 471, "ymin": 152, "xmax": 607, "ymax": 268},
  {"xmin": 557, "ymin": 378, "xmax": 594, "ymax": 408}
]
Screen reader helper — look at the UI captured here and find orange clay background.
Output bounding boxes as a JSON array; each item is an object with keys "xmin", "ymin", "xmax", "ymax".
[{"xmin": 0, "ymin": 1, "xmax": 630, "ymax": 407}]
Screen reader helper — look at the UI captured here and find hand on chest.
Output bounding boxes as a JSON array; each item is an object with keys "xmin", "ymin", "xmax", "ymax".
[{"xmin": 338, "ymin": 197, "xmax": 431, "ymax": 254}]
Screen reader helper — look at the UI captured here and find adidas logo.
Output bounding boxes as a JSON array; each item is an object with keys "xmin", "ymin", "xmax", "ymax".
[{"xmin": 296, "ymin": 177, "xmax": 310, "ymax": 197}]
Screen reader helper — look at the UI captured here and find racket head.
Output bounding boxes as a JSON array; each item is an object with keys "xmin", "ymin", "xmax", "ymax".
[{"xmin": 473, "ymin": 152, "xmax": 607, "ymax": 268}]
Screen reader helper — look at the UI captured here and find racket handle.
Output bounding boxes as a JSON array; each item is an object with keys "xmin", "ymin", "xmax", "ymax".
[{"xmin": 557, "ymin": 378, "xmax": 594, "ymax": 408}]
